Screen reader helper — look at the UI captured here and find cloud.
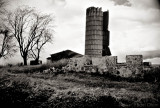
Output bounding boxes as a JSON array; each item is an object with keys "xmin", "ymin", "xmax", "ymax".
[
  {"xmin": 142, "ymin": 50, "xmax": 160, "ymax": 59},
  {"xmin": 144, "ymin": 57, "xmax": 160, "ymax": 64},
  {"xmin": 110, "ymin": 0, "xmax": 131, "ymax": 6},
  {"xmin": 110, "ymin": 7, "xmax": 160, "ymax": 29},
  {"xmin": 50, "ymin": 0, "xmax": 66, "ymax": 7},
  {"xmin": 110, "ymin": 0, "xmax": 160, "ymax": 9},
  {"xmin": 130, "ymin": 0, "xmax": 160, "ymax": 9}
]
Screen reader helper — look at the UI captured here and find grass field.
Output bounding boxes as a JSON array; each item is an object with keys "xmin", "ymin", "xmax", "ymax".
[{"xmin": 0, "ymin": 65, "xmax": 160, "ymax": 108}]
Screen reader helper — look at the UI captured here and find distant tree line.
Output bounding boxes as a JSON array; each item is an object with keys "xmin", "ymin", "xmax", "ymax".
[{"xmin": 0, "ymin": 0, "xmax": 54, "ymax": 65}]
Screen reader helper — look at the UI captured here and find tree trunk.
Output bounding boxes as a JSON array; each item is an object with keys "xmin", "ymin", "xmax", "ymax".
[
  {"xmin": 23, "ymin": 55, "xmax": 27, "ymax": 65},
  {"xmin": 35, "ymin": 57, "xmax": 39, "ymax": 65},
  {"xmin": 35, "ymin": 51, "xmax": 40, "ymax": 65}
]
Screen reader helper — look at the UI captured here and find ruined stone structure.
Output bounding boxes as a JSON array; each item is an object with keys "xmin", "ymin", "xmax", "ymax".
[
  {"xmin": 125, "ymin": 55, "xmax": 143, "ymax": 76},
  {"xmin": 85, "ymin": 7, "xmax": 111, "ymax": 57},
  {"xmin": 47, "ymin": 7, "xmax": 152, "ymax": 78},
  {"xmin": 63, "ymin": 55, "xmax": 144, "ymax": 77},
  {"xmin": 126, "ymin": 55, "xmax": 143, "ymax": 66}
]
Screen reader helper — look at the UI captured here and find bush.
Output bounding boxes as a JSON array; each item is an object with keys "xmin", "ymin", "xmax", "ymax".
[
  {"xmin": 7, "ymin": 65, "xmax": 50, "ymax": 73},
  {"xmin": 143, "ymin": 67, "xmax": 160, "ymax": 82},
  {"xmin": 5, "ymin": 59, "xmax": 68, "ymax": 74}
]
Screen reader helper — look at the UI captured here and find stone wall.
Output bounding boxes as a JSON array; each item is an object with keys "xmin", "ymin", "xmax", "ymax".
[
  {"xmin": 92, "ymin": 56, "xmax": 117, "ymax": 74},
  {"xmin": 126, "ymin": 55, "xmax": 143, "ymax": 76},
  {"xmin": 64, "ymin": 56, "xmax": 118, "ymax": 74},
  {"xmin": 116, "ymin": 66, "xmax": 132, "ymax": 77},
  {"xmin": 126, "ymin": 55, "xmax": 143, "ymax": 66},
  {"xmin": 63, "ymin": 56, "xmax": 92, "ymax": 72},
  {"xmin": 62, "ymin": 55, "xmax": 144, "ymax": 78}
]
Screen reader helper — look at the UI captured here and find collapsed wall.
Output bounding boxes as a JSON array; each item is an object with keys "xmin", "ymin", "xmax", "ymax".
[
  {"xmin": 126, "ymin": 55, "xmax": 143, "ymax": 76},
  {"xmin": 92, "ymin": 56, "xmax": 117, "ymax": 74},
  {"xmin": 63, "ymin": 55, "xmax": 144, "ymax": 78},
  {"xmin": 63, "ymin": 56, "xmax": 92, "ymax": 72}
]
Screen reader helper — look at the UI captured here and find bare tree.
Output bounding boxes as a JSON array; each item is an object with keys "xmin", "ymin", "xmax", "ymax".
[
  {"xmin": 0, "ymin": 0, "xmax": 16, "ymax": 59},
  {"xmin": 4, "ymin": 6, "xmax": 54, "ymax": 65},
  {"xmin": 4, "ymin": 7, "xmax": 36, "ymax": 65},
  {"xmin": 0, "ymin": 30, "xmax": 17, "ymax": 59},
  {"xmin": 29, "ymin": 13, "xmax": 53, "ymax": 64}
]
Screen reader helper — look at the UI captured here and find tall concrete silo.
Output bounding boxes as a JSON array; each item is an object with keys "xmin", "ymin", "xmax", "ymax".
[{"xmin": 85, "ymin": 7, "xmax": 111, "ymax": 57}]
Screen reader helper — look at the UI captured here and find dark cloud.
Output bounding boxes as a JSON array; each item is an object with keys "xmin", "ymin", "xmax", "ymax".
[
  {"xmin": 110, "ymin": 0, "xmax": 131, "ymax": 6},
  {"xmin": 142, "ymin": 50, "xmax": 160, "ymax": 59},
  {"xmin": 131, "ymin": 0, "xmax": 160, "ymax": 9},
  {"xmin": 111, "ymin": 0, "xmax": 160, "ymax": 9}
]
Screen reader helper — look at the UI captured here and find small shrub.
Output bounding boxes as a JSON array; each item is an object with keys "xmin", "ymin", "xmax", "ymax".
[
  {"xmin": 36, "ymin": 64, "xmax": 50, "ymax": 72},
  {"xmin": 143, "ymin": 67, "xmax": 160, "ymax": 82},
  {"xmin": 6, "ymin": 65, "xmax": 51, "ymax": 73},
  {"xmin": 17, "ymin": 62, "xmax": 23, "ymax": 66},
  {"xmin": 8, "ymin": 64, "xmax": 13, "ymax": 67},
  {"xmin": 49, "ymin": 59, "xmax": 69, "ymax": 69}
]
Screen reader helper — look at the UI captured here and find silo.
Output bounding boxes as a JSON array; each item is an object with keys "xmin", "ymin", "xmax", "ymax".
[{"xmin": 85, "ymin": 7, "xmax": 103, "ymax": 57}]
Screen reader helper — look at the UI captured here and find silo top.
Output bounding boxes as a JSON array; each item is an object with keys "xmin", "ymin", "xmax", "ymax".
[{"xmin": 86, "ymin": 7, "xmax": 103, "ymax": 15}]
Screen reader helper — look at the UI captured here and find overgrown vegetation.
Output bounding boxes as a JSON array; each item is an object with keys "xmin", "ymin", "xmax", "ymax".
[
  {"xmin": 3, "ymin": 59, "xmax": 68, "ymax": 74},
  {"xmin": 6, "ymin": 65, "xmax": 50, "ymax": 73},
  {"xmin": 0, "ymin": 65, "xmax": 160, "ymax": 108},
  {"xmin": 143, "ymin": 67, "xmax": 160, "ymax": 82}
]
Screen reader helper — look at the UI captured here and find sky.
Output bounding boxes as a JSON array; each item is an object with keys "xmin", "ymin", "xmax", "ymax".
[{"xmin": 0, "ymin": 0, "xmax": 160, "ymax": 65}]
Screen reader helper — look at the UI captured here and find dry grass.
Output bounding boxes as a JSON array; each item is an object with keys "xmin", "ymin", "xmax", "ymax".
[{"xmin": 0, "ymin": 66, "xmax": 159, "ymax": 108}]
